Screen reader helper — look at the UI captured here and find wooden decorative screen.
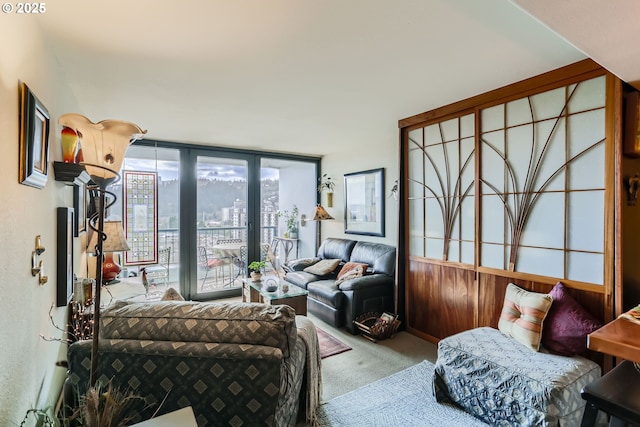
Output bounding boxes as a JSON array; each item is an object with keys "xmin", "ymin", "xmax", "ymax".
[{"xmin": 406, "ymin": 76, "xmax": 606, "ymax": 285}]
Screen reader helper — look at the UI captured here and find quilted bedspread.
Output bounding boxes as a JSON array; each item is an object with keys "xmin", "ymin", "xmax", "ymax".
[{"xmin": 433, "ymin": 327, "xmax": 601, "ymax": 426}]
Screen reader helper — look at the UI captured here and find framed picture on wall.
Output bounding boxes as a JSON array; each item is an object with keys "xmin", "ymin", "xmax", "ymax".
[
  {"xmin": 57, "ymin": 207, "xmax": 74, "ymax": 307},
  {"xmin": 19, "ymin": 82, "xmax": 50, "ymax": 189},
  {"xmin": 73, "ymin": 182, "xmax": 87, "ymax": 236},
  {"xmin": 344, "ymin": 168, "xmax": 385, "ymax": 237}
]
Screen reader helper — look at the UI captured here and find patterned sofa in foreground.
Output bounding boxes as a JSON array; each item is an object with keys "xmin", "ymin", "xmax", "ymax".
[{"xmin": 66, "ymin": 300, "xmax": 320, "ymax": 426}]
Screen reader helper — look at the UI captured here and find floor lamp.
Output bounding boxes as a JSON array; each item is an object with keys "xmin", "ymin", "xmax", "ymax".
[{"xmin": 58, "ymin": 113, "xmax": 146, "ymax": 387}]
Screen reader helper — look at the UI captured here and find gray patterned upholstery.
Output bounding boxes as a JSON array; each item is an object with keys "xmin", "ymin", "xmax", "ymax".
[
  {"xmin": 434, "ymin": 327, "xmax": 601, "ymax": 427},
  {"xmin": 67, "ymin": 301, "xmax": 308, "ymax": 426}
]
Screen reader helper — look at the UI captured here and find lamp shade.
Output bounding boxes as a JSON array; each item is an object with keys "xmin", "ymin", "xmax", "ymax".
[
  {"xmin": 88, "ymin": 221, "xmax": 130, "ymax": 254},
  {"xmin": 58, "ymin": 113, "xmax": 146, "ymax": 187},
  {"xmin": 312, "ymin": 205, "xmax": 335, "ymax": 221}
]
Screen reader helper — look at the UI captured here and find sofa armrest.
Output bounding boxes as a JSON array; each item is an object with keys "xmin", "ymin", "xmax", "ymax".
[{"xmin": 338, "ymin": 273, "xmax": 393, "ymax": 291}]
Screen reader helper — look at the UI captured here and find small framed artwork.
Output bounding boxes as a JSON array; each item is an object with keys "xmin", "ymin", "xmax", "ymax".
[
  {"xmin": 73, "ymin": 183, "xmax": 87, "ymax": 236},
  {"xmin": 19, "ymin": 82, "xmax": 50, "ymax": 189},
  {"xmin": 344, "ymin": 168, "xmax": 385, "ymax": 237},
  {"xmin": 57, "ymin": 207, "xmax": 74, "ymax": 307}
]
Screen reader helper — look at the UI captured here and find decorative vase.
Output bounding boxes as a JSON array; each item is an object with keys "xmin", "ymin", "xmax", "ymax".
[
  {"xmin": 61, "ymin": 126, "xmax": 79, "ymax": 163},
  {"xmin": 264, "ymin": 278, "xmax": 278, "ymax": 292},
  {"xmin": 326, "ymin": 192, "xmax": 334, "ymax": 208}
]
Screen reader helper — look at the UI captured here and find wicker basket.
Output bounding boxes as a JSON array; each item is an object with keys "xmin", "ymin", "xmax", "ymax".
[{"xmin": 354, "ymin": 312, "xmax": 401, "ymax": 342}]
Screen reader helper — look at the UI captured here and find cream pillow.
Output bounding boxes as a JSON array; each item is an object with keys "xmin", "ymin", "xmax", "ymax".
[
  {"xmin": 303, "ymin": 258, "xmax": 341, "ymax": 276},
  {"xmin": 497, "ymin": 283, "xmax": 553, "ymax": 351}
]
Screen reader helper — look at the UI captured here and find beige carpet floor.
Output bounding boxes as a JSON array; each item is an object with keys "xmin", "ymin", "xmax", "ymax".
[
  {"xmin": 215, "ymin": 295, "xmax": 439, "ymax": 402},
  {"xmin": 308, "ymin": 313, "xmax": 438, "ymax": 402}
]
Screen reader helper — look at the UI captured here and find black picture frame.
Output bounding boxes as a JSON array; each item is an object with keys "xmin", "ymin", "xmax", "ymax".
[
  {"xmin": 19, "ymin": 82, "xmax": 50, "ymax": 189},
  {"xmin": 57, "ymin": 207, "xmax": 74, "ymax": 307},
  {"xmin": 73, "ymin": 183, "xmax": 87, "ymax": 236},
  {"xmin": 344, "ymin": 168, "xmax": 385, "ymax": 237}
]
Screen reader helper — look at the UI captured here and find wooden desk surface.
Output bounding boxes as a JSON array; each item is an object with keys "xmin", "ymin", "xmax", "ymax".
[{"xmin": 587, "ymin": 317, "xmax": 640, "ymax": 363}]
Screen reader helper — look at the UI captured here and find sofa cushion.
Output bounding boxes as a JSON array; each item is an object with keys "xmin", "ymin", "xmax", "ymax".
[
  {"xmin": 542, "ymin": 282, "xmax": 603, "ymax": 356},
  {"xmin": 304, "ymin": 258, "xmax": 341, "ymax": 276},
  {"xmin": 498, "ymin": 283, "xmax": 553, "ymax": 351},
  {"xmin": 99, "ymin": 300, "xmax": 297, "ymax": 357},
  {"xmin": 317, "ymin": 238, "xmax": 357, "ymax": 262},
  {"xmin": 307, "ymin": 280, "xmax": 345, "ymax": 309},
  {"xmin": 284, "ymin": 270, "xmax": 324, "ymax": 289},
  {"xmin": 349, "ymin": 241, "xmax": 396, "ymax": 276}
]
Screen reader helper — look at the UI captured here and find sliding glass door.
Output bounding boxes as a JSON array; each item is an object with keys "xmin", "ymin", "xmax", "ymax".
[
  {"xmin": 193, "ymin": 154, "xmax": 249, "ymax": 298},
  {"xmin": 121, "ymin": 141, "xmax": 320, "ymax": 300}
]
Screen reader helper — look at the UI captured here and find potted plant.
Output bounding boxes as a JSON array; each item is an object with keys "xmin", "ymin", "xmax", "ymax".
[
  {"xmin": 318, "ymin": 174, "xmax": 335, "ymax": 207},
  {"xmin": 277, "ymin": 205, "xmax": 299, "ymax": 239},
  {"xmin": 248, "ymin": 260, "xmax": 266, "ymax": 281}
]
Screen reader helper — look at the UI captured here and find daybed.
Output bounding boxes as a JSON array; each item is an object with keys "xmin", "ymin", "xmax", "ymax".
[
  {"xmin": 284, "ymin": 237, "xmax": 396, "ymax": 334},
  {"xmin": 433, "ymin": 283, "xmax": 603, "ymax": 426},
  {"xmin": 66, "ymin": 300, "xmax": 320, "ymax": 426}
]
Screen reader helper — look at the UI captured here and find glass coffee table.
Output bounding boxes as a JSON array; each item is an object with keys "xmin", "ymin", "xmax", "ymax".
[{"xmin": 242, "ymin": 278, "xmax": 308, "ymax": 316}]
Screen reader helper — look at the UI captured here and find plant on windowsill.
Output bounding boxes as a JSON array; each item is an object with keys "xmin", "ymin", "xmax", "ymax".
[
  {"xmin": 277, "ymin": 205, "xmax": 299, "ymax": 239},
  {"xmin": 248, "ymin": 260, "xmax": 266, "ymax": 282}
]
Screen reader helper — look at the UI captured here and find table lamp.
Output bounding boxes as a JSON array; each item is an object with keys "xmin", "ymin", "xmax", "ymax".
[{"xmin": 88, "ymin": 220, "xmax": 130, "ymax": 284}]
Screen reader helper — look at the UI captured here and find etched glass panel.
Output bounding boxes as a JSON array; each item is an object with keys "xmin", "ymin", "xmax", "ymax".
[
  {"xmin": 518, "ymin": 246, "xmax": 564, "ymax": 278},
  {"xmin": 567, "ymin": 252, "xmax": 603, "ymax": 284},
  {"xmin": 425, "ymin": 237, "xmax": 444, "ymax": 259},
  {"xmin": 407, "ymin": 114, "xmax": 475, "ymax": 263},
  {"xmin": 567, "ymin": 190, "xmax": 604, "ymax": 252},
  {"xmin": 519, "ymin": 192, "xmax": 564, "ymax": 249}
]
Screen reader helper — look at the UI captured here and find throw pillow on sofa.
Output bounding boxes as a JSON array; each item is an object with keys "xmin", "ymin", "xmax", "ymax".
[
  {"xmin": 336, "ymin": 262, "xmax": 368, "ymax": 285},
  {"xmin": 541, "ymin": 282, "xmax": 603, "ymax": 356},
  {"xmin": 303, "ymin": 258, "xmax": 341, "ymax": 276},
  {"xmin": 498, "ymin": 283, "xmax": 553, "ymax": 351},
  {"xmin": 285, "ymin": 257, "xmax": 321, "ymax": 272}
]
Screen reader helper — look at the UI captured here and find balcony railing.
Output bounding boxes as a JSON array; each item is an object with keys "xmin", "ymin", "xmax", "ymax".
[{"xmin": 155, "ymin": 225, "xmax": 278, "ymax": 264}]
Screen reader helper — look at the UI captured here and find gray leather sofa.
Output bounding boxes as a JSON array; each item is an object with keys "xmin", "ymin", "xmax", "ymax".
[{"xmin": 284, "ymin": 238, "xmax": 396, "ymax": 334}]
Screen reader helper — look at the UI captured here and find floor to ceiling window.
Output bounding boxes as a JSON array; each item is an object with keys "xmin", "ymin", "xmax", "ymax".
[{"xmin": 117, "ymin": 141, "xmax": 319, "ymax": 300}]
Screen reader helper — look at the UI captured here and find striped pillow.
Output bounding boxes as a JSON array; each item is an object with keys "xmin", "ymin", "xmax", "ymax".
[{"xmin": 498, "ymin": 283, "xmax": 553, "ymax": 351}]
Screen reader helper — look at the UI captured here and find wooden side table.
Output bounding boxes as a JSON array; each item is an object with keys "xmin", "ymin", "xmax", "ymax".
[
  {"xmin": 582, "ymin": 317, "xmax": 640, "ymax": 426},
  {"xmin": 242, "ymin": 278, "xmax": 308, "ymax": 316},
  {"xmin": 587, "ymin": 317, "xmax": 640, "ymax": 363}
]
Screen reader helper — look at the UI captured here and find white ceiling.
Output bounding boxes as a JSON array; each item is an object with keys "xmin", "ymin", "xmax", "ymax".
[{"xmin": 34, "ymin": 0, "xmax": 618, "ymax": 157}]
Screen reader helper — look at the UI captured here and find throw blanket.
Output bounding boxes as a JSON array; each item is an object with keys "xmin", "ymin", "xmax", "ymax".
[{"xmin": 296, "ymin": 316, "xmax": 322, "ymax": 426}]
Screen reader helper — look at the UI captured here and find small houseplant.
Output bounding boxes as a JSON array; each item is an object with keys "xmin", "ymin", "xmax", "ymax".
[
  {"xmin": 248, "ymin": 260, "xmax": 266, "ymax": 281},
  {"xmin": 277, "ymin": 205, "xmax": 299, "ymax": 238}
]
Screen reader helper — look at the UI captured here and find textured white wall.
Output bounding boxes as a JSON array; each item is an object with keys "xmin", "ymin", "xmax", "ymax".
[
  {"xmin": 0, "ymin": 16, "xmax": 80, "ymax": 424},
  {"xmin": 319, "ymin": 135, "xmax": 399, "ymax": 248}
]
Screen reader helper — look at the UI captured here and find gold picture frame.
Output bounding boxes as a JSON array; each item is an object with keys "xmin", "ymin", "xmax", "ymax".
[{"xmin": 19, "ymin": 82, "xmax": 50, "ymax": 189}]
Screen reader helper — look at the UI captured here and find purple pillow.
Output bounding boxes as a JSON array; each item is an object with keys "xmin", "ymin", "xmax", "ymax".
[{"xmin": 541, "ymin": 282, "xmax": 603, "ymax": 356}]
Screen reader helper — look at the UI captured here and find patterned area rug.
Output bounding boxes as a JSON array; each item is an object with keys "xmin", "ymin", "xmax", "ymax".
[
  {"xmin": 317, "ymin": 360, "xmax": 489, "ymax": 426},
  {"xmin": 317, "ymin": 327, "xmax": 352, "ymax": 359}
]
